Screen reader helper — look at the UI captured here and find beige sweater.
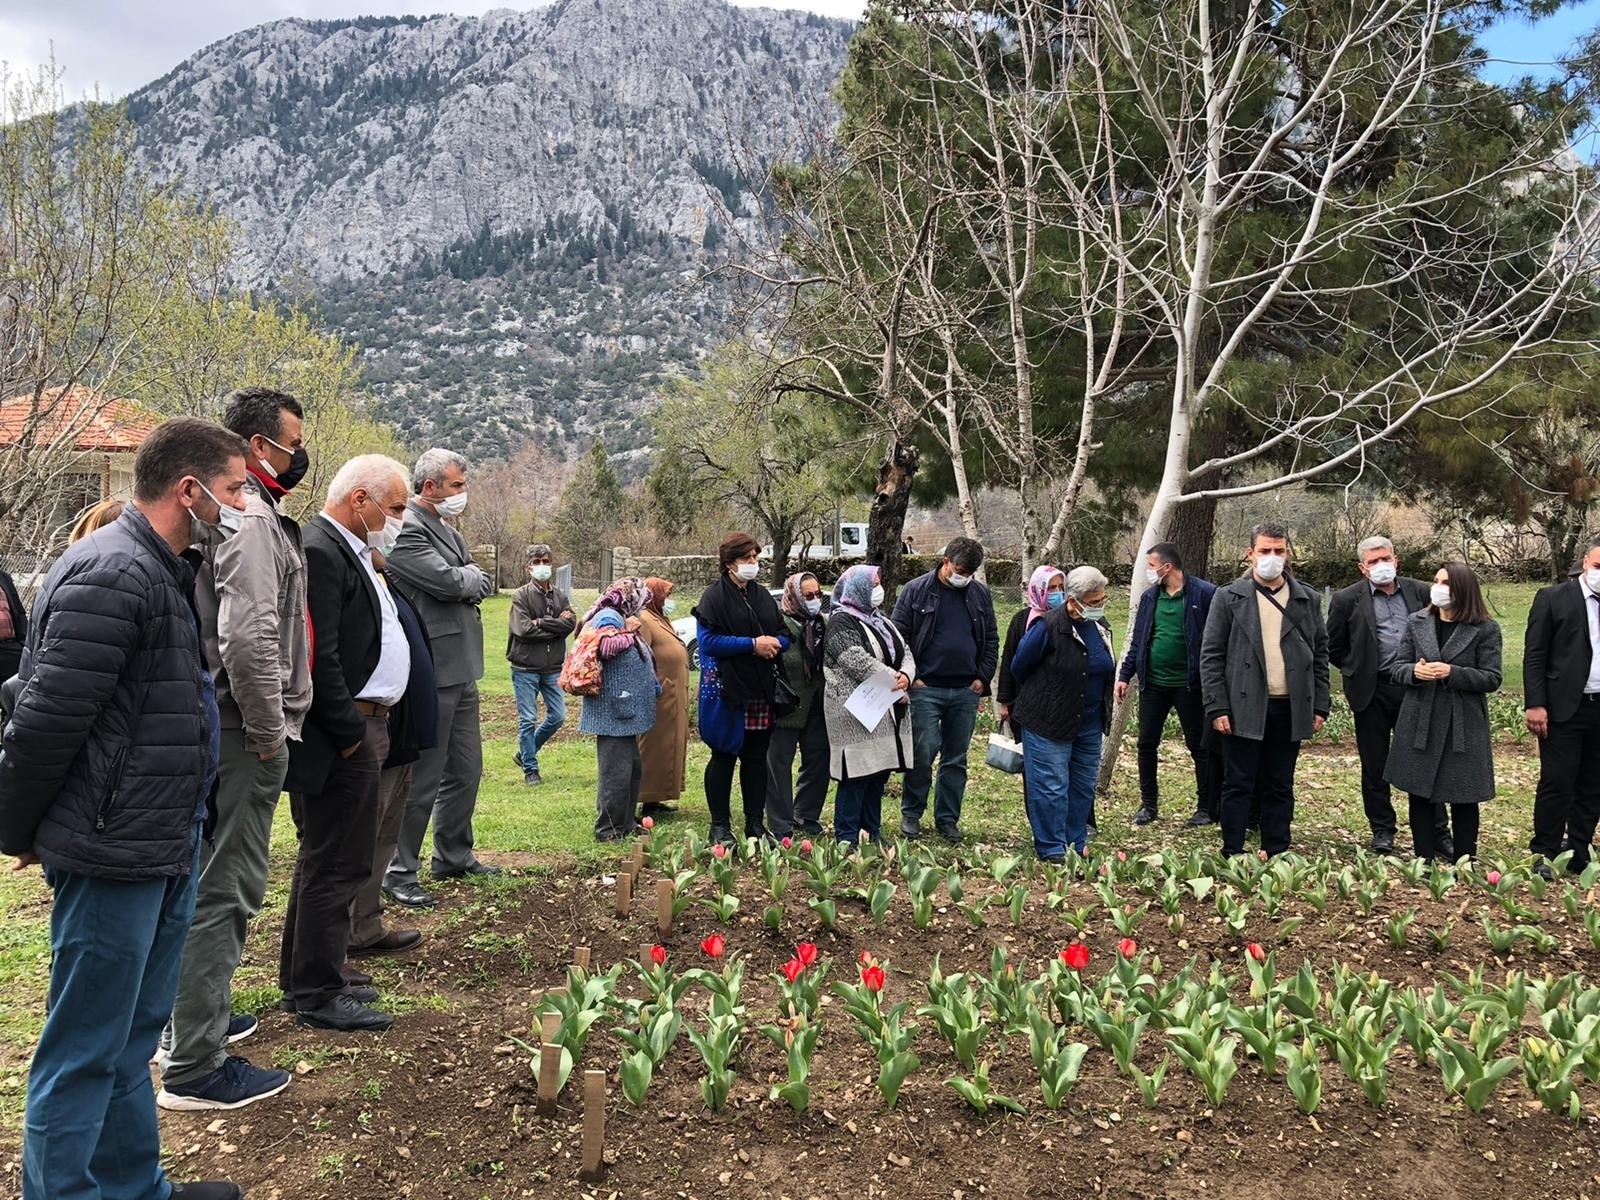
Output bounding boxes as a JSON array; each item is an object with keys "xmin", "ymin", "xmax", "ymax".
[{"xmin": 1257, "ymin": 588, "xmax": 1289, "ymax": 697}]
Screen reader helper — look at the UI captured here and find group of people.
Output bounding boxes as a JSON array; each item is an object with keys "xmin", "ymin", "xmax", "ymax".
[
  {"xmin": 545, "ymin": 535, "xmax": 1002, "ymax": 853},
  {"xmin": 546, "ymin": 523, "xmax": 1600, "ymax": 884},
  {"xmin": 0, "ymin": 398, "xmax": 515, "ymax": 1199}
]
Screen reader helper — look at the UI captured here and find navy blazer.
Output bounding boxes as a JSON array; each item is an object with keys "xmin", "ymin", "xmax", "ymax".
[
  {"xmin": 1118, "ymin": 576, "xmax": 1218, "ymax": 692},
  {"xmin": 384, "ymin": 579, "xmax": 438, "ymax": 770}
]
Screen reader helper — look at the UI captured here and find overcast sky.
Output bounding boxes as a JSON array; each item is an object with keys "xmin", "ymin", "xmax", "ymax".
[
  {"xmin": 2, "ymin": 0, "xmax": 1594, "ymax": 104},
  {"xmin": 1, "ymin": 0, "xmax": 867, "ymax": 103}
]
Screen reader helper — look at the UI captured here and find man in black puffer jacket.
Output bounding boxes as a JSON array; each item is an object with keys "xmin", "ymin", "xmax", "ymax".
[{"xmin": 0, "ymin": 416, "xmax": 250, "ymax": 1200}]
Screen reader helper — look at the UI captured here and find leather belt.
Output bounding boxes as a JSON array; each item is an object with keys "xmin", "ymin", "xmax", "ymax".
[{"xmin": 355, "ymin": 700, "xmax": 392, "ymax": 719}]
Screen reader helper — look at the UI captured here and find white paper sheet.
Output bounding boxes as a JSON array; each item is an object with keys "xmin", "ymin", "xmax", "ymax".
[{"xmin": 843, "ymin": 662, "xmax": 903, "ymax": 731}]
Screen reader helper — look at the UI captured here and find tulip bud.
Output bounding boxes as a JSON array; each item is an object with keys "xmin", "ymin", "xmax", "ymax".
[
  {"xmin": 1486, "ymin": 870, "xmax": 1501, "ymax": 885},
  {"xmin": 712, "ymin": 843, "xmax": 728, "ymax": 859},
  {"xmin": 641, "ymin": 816, "xmax": 654, "ymax": 830},
  {"xmin": 649, "ymin": 944, "xmax": 667, "ymax": 967},
  {"xmin": 1246, "ymin": 942, "xmax": 1266, "ymax": 962},
  {"xmin": 1117, "ymin": 937, "xmax": 1138, "ymax": 958},
  {"xmin": 781, "ymin": 836, "xmax": 792, "ymax": 849}
]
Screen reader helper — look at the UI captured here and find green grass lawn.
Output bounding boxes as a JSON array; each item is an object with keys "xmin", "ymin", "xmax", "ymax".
[{"xmin": 0, "ymin": 579, "xmax": 1551, "ymax": 1129}]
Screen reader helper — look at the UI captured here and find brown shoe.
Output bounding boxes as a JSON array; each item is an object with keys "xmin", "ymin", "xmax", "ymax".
[{"xmin": 348, "ymin": 929, "xmax": 423, "ymax": 957}]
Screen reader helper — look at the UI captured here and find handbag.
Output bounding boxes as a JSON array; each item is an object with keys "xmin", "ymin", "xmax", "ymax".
[
  {"xmin": 985, "ymin": 721, "xmax": 1024, "ymax": 774},
  {"xmin": 772, "ymin": 663, "xmax": 800, "ymax": 718},
  {"xmin": 559, "ymin": 625, "xmax": 605, "ymax": 697}
]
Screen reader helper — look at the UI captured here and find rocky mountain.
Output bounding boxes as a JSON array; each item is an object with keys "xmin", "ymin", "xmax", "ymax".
[{"xmin": 122, "ymin": 0, "xmax": 853, "ymax": 459}]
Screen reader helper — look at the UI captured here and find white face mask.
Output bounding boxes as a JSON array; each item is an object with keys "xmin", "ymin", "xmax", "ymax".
[
  {"xmin": 870, "ymin": 585, "xmax": 885, "ymax": 608},
  {"xmin": 1367, "ymin": 561, "xmax": 1397, "ymax": 586},
  {"xmin": 530, "ymin": 564, "xmax": 553, "ymax": 582},
  {"xmin": 804, "ymin": 598, "xmax": 823, "ymax": 616},
  {"xmin": 434, "ymin": 492, "xmax": 468, "ymax": 518},
  {"xmin": 1254, "ymin": 553, "xmax": 1286, "ymax": 581},
  {"xmin": 735, "ymin": 562, "xmax": 761, "ymax": 582},
  {"xmin": 948, "ymin": 571, "xmax": 972, "ymax": 588},
  {"xmin": 1144, "ymin": 566, "xmax": 1162, "ymax": 587},
  {"xmin": 193, "ymin": 482, "xmax": 242, "ymax": 543},
  {"xmin": 663, "ymin": 597, "xmax": 677, "ymax": 616},
  {"xmin": 360, "ymin": 501, "xmax": 403, "ymax": 554},
  {"xmin": 1585, "ymin": 567, "xmax": 1600, "ymax": 594},
  {"xmin": 1430, "ymin": 583, "xmax": 1453, "ymax": 609}
]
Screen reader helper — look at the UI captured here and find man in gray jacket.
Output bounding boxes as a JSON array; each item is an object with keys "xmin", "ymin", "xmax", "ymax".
[
  {"xmin": 158, "ymin": 389, "xmax": 310, "ymax": 1113},
  {"xmin": 1200, "ymin": 521, "xmax": 1330, "ymax": 859},
  {"xmin": 383, "ymin": 448, "xmax": 499, "ymax": 907}
]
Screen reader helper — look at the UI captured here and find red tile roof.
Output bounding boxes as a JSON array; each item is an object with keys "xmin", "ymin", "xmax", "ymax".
[{"xmin": 0, "ymin": 385, "xmax": 161, "ymax": 452}]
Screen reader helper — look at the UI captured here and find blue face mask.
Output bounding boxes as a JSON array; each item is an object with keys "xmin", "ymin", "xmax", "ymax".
[{"xmin": 1046, "ymin": 591, "xmax": 1066, "ymax": 610}]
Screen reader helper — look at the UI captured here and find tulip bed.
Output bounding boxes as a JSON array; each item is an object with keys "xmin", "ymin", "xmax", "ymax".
[{"xmin": 487, "ymin": 831, "xmax": 1600, "ymax": 1196}]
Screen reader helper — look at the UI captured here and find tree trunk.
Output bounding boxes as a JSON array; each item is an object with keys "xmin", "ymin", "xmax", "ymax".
[
  {"xmin": 868, "ymin": 437, "xmax": 920, "ymax": 600},
  {"xmin": 1168, "ymin": 489, "xmax": 1219, "ymax": 582}
]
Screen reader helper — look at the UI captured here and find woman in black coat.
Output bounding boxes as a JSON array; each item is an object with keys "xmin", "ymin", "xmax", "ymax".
[{"xmin": 1383, "ymin": 561, "xmax": 1503, "ymax": 862}]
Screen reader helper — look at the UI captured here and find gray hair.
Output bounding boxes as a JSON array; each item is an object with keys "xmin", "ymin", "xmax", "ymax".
[
  {"xmin": 413, "ymin": 447, "xmax": 469, "ymax": 493},
  {"xmin": 527, "ymin": 543, "xmax": 553, "ymax": 560},
  {"xmin": 1356, "ymin": 535, "xmax": 1395, "ymax": 560},
  {"xmin": 1064, "ymin": 565, "xmax": 1108, "ymax": 601},
  {"xmin": 327, "ymin": 454, "xmax": 410, "ymax": 505}
]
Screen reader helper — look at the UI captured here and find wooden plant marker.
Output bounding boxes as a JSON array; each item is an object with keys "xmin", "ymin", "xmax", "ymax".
[
  {"xmin": 540, "ymin": 1011, "xmax": 561, "ymax": 1044},
  {"xmin": 573, "ymin": 945, "xmax": 591, "ymax": 971},
  {"xmin": 656, "ymin": 878, "xmax": 674, "ymax": 939},
  {"xmin": 614, "ymin": 870, "xmax": 633, "ymax": 918},
  {"xmin": 639, "ymin": 942, "xmax": 656, "ymax": 966},
  {"xmin": 536, "ymin": 1029, "xmax": 562, "ymax": 1115},
  {"xmin": 632, "ymin": 840, "xmax": 646, "ymax": 876},
  {"xmin": 579, "ymin": 1069, "xmax": 607, "ymax": 1181}
]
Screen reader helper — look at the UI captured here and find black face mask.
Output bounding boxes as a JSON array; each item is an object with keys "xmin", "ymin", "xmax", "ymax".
[{"xmin": 272, "ymin": 446, "xmax": 310, "ymax": 491}]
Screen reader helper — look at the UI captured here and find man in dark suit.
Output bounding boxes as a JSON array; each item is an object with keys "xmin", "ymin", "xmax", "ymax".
[
  {"xmin": 1326, "ymin": 535, "xmax": 1448, "ymax": 856},
  {"xmin": 383, "ymin": 448, "xmax": 499, "ymax": 907},
  {"xmin": 279, "ymin": 454, "xmax": 412, "ymax": 1032},
  {"xmin": 1525, "ymin": 536, "xmax": 1600, "ymax": 877}
]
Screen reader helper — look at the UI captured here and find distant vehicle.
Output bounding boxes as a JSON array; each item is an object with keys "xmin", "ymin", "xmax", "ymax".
[
  {"xmin": 672, "ymin": 588, "xmax": 831, "ymax": 671},
  {"xmin": 760, "ymin": 520, "xmax": 869, "ymax": 561}
]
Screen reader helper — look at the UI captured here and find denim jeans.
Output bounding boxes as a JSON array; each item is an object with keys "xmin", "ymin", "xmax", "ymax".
[
  {"xmin": 1021, "ymin": 725, "xmax": 1103, "ymax": 858},
  {"xmin": 512, "ymin": 668, "xmax": 567, "ymax": 774},
  {"xmin": 25, "ymin": 826, "xmax": 201, "ymax": 1200},
  {"xmin": 901, "ymin": 685, "xmax": 981, "ymax": 830},
  {"xmin": 834, "ymin": 770, "xmax": 888, "ymax": 847}
]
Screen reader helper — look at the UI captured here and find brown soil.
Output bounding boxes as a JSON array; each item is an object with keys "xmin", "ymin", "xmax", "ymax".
[{"xmin": 97, "ymin": 833, "xmax": 1600, "ymax": 1200}]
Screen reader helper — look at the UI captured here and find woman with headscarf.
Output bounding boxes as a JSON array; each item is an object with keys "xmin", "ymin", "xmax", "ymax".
[
  {"xmin": 996, "ymin": 564, "xmax": 1066, "ymax": 823},
  {"xmin": 636, "ymin": 576, "xmax": 689, "ymax": 816},
  {"xmin": 577, "ymin": 577, "xmax": 660, "ymax": 841},
  {"xmin": 693, "ymin": 533, "xmax": 791, "ymax": 845},
  {"xmin": 766, "ymin": 571, "xmax": 831, "ymax": 838},
  {"xmin": 822, "ymin": 564, "xmax": 915, "ymax": 848},
  {"xmin": 1008, "ymin": 565, "xmax": 1115, "ymax": 862}
]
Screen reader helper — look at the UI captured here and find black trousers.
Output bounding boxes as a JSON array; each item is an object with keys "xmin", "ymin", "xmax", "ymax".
[
  {"xmin": 1135, "ymin": 684, "xmax": 1219, "ymax": 816},
  {"xmin": 1530, "ymin": 697, "xmax": 1600, "ymax": 870},
  {"xmin": 1354, "ymin": 679, "xmax": 1447, "ymax": 845},
  {"xmin": 1220, "ymin": 699, "xmax": 1300, "ymax": 857},
  {"xmin": 279, "ymin": 715, "xmax": 388, "ymax": 1007},
  {"xmin": 706, "ymin": 728, "xmax": 774, "ymax": 835},
  {"xmin": 1409, "ymin": 796, "xmax": 1480, "ymax": 862}
]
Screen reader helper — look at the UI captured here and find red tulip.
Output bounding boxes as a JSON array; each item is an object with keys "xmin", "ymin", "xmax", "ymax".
[
  {"xmin": 861, "ymin": 964, "xmax": 886, "ymax": 992},
  {"xmin": 1486, "ymin": 870, "xmax": 1502, "ymax": 885},
  {"xmin": 649, "ymin": 944, "xmax": 667, "ymax": 967},
  {"xmin": 641, "ymin": 816, "xmax": 654, "ymax": 831},
  {"xmin": 1258, "ymin": 849, "xmax": 1269, "ymax": 862},
  {"xmin": 1116, "ymin": 850, "xmax": 1128, "ymax": 862},
  {"xmin": 700, "ymin": 933, "xmax": 725, "ymax": 959},
  {"xmin": 781, "ymin": 836, "xmax": 793, "ymax": 849},
  {"xmin": 1060, "ymin": 943, "xmax": 1090, "ymax": 970},
  {"xmin": 781, "ymin": 958, "xmax": 804, "ymax": 983},
  {"xmin": 1117, "ymin": 938, "xmax": 1138, "ymax": 958},
  {"xmin": 712, "ymin": 843, "xmax": 729, "ymax": 859},
  {"xmin": 800, "ymin": 839, "xmax": 814, "ymax": 854},
  {"xmin": 1246, "ymin": 942, "xmax": 1265, "ymax": 962},
  {"xmin": 796, "ymin": 942, "xmax": 819, "ymax": 968}
]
